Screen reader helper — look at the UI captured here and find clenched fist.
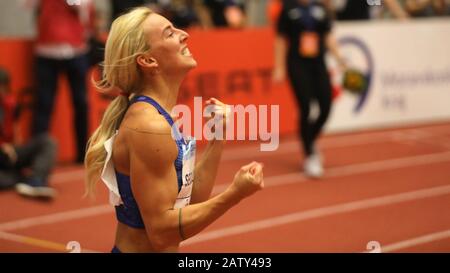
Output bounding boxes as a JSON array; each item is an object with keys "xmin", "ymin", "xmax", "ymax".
[{"xmin": 229, "ymin": 161, "xmax": 264, "ymax": 200}]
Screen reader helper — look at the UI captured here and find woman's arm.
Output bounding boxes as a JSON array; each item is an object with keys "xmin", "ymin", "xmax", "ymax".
[
  {"xmin": 326, "ymin": 32, "xmax": 346, "ymax": 70},
  {"xmin": 386, "ymin": 0, "xmax": 410, "ymax": 19},
  {"xmin": 127, "ymin": 117, "xmax": 263, "ymax": 252},
  {"xmin": 190, "ymin": 139, "xmax": 225, "ymax": 204},
  {"xmin": 191, "ymin": 98, "xmax": 228, "ymax": 204}
]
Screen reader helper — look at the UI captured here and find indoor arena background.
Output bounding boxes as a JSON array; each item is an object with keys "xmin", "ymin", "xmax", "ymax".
[{"xmin": 0, "ymin": 0, "xmax": 449, "ymax": 253}]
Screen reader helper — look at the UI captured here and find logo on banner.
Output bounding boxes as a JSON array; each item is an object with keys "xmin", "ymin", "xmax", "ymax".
[{"xmin": 336, "ymin": 37, "xmax": 374, "ymax": 114}]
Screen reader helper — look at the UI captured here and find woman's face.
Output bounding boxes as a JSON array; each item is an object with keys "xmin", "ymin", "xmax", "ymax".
[{"xmin": 142, "ymin": 13, "xmax": 197, "ymax": 74}]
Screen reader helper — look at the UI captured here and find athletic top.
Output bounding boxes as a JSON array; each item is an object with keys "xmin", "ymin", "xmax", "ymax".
[{"xmin": 102, "ymin": 95, "xmax": 196, "ymax": 229}]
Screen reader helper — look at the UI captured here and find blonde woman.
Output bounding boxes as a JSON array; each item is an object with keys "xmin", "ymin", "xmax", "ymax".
[{"xmin": 85, "ymin": 7, "xmax": 264, "ymax": 253}]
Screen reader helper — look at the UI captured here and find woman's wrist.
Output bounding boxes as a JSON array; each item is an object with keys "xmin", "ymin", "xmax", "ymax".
[{"xmin": 223, "ymin": 185, "xmax": 243, "ymax": 205}]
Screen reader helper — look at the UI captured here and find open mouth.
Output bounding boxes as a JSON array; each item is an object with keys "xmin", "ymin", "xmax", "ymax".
[{"xmin": 181, "ymin": 46, "xmax": 192, "ymax": 56}]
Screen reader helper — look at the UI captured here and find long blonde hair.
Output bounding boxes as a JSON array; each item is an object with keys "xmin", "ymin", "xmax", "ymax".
[{"xmin": 84, "ymin": 7, "xmax": 153, "ymax": 197}]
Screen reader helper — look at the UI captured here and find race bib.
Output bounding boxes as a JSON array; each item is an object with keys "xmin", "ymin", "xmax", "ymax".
[
  {"xmin": 299, "ymin": 32, "xmax": 319, "ymax": 58},
  {"xmin": 174, "ymin": 136, "xmax": 196, "ymax": 209}
]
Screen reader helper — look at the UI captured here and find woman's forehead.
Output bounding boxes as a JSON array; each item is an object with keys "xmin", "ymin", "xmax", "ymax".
[{"xmin": 143, "ymin": 13, "xmax": 172, "ymax": 37}]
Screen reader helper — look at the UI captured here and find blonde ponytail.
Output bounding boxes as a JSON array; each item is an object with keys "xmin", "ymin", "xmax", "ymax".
[
  {"xmin": 84, "ymin": 95, "xmax": 128, "ymax": 196},
  {"xmin": 84, "ymin": 7, "xmax": 153, "ymax": 197}
]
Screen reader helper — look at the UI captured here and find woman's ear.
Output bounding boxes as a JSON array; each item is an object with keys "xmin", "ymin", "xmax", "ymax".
[{"xmin": 137, "ymin": 55, "xmax": 158, "ymax": 69}]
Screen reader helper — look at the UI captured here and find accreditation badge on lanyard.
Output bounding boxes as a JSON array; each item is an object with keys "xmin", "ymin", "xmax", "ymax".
[
  {"xmin": 174, "ymin": 136, "xmax": 196, "ymax": 209},
  {"xmin": 299, "ymin": 32, "xmax": 319, "ymax": 58},
  {"xmin": 298, "ymin": 5, "xmax": 320, "ymax": 58}
]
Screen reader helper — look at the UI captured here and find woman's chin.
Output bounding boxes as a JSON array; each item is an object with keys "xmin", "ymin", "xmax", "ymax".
[{"xmin": 187, "ymin": 59, "xmax": 198, "ymax": 69}]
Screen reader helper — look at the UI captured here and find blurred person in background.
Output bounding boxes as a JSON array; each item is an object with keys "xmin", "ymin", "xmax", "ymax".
[
  {"xmin": 401, "ymin": 0, "xmax": 449, "ymax": 17},
  {"xmin": 25, "ymin": 0, "xmax": 95, "ymax": 164},
  {"xmin": 202, "ymin": 0, "xmax": 246, "ymax": 28},
  {"xmin": 0, "ymin": 68, "xmax": 57, "ymax": 199},
  {"xmin": 109, "ymin": 0, "xmax": 220, "ymax": 29},
  {"xmin": 111, "ymin": 0, "xmax": 150, "ymax": 22},
  {"xmin": 268, "ymin": 0, "xmax": 332, "ymax": 24},
  {"xmin": 166, "ymin": 0, "xmax": 203, "ymax": 29},
  {"xmin": 110, "ymin": 0, "xmax": 171, "ymax": 22},
  {"xmin": 331, "ymin": 0, "xmax": 409, "ymax": 20},
  {"xmin": 111, "ymin": 0, "xmax": 200, "ymax": 29},
  {"xmin": 272, "ymin": 0, "xmax": 346, "ymax": 178}
]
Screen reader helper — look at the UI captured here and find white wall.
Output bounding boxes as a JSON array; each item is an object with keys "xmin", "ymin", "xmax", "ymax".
[{"xmin": 0, "ymin": 0, "xmax": 35, "ymax": 37}]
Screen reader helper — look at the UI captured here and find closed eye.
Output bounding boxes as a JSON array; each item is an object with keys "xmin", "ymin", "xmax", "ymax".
[{"xmin": 163, "ymin": 24, "xmax": 176, "ymax": 39}]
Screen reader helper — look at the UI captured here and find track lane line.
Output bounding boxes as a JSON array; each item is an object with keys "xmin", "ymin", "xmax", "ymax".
[
  {"xmin": 0, "ymin": 230, "xmax": 100, "ymax": 253},
  {"xmin": 363, "ymin": 229, "xmax": 450, "ymax": 253},
  {"xmin": 3, "ymin": 151, "xmax": 450, "ymax": 232},
  {"xmin": 49, "ymin": 125, "xmax": 450, "ymax": 184},
  {"xmin": 182, "ymin": 184, "xmax": 450, "ymax": 246}
]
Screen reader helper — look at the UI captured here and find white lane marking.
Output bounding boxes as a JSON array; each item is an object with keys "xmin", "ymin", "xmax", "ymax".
[
  {"xmin": 182, "ymin": 184, "xmax": 450, "ymax": 246},
  {"xmin": 0, "ymin": 205, "xmax": 112, "ymax": 232},
  {"xmin": 50, "ymin": 124, "xmax": 450, "ymax": 184},
  {"xmin": 212, "ymin": 151, "xmax": 450, "ymax": 195},
  {"xmin": 0, "ymin": 230, "xmax": 100, "ymax": 253},
  {"xmin": 3, "ymin": 151, "xmax": 450, "ymax": 232},
  {"xmin": 363, "ymin": 229, "xmax": 450, "ymax": 253}
]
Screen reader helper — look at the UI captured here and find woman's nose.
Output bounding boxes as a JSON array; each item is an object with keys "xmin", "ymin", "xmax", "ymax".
[{"xmin": 179, "ymin": 29, "xmax": 189, "ymax": 42}]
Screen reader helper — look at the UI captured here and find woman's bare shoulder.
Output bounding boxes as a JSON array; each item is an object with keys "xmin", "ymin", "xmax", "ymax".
[
  {"xmin": 119, "ymin": 102, "xmax": 178, "ymax": 162},
  {"xmin": 121, "ymin": 102, "xmax": 173, "ymax": 135}
]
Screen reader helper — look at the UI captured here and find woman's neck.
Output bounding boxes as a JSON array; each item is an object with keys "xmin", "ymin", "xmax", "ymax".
[{"xmin": 139, "ymin": 75, "xmax": 182, "ymax": 112}]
